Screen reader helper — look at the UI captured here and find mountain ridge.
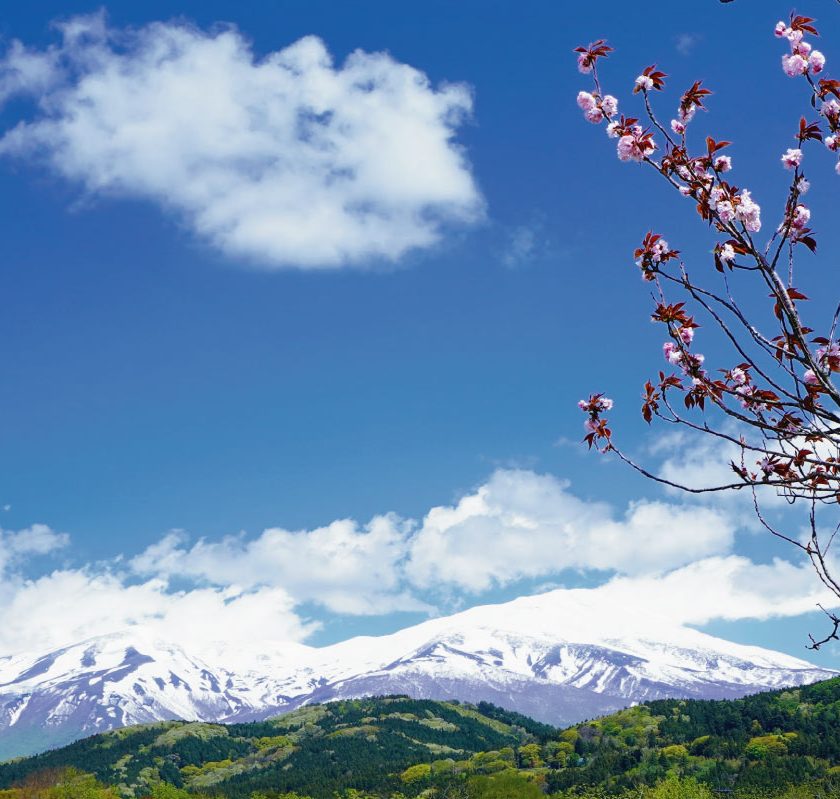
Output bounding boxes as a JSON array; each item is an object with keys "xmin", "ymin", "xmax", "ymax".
[{"xmin": 0, "ymin": 589, "xmax": 834, "ymax": 761}]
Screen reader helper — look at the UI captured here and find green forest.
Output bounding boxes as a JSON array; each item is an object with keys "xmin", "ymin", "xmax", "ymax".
[{"xmin": 2, "ymin": 680, "xmax": 840, "ymax": 799}]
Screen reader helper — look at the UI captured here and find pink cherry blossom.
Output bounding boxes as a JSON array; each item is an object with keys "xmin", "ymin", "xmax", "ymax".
[
  {"xmin": 797, "ymin": 177, "xmax": 810, "ymax": 194},
  {"xmin": 678, "ymin": 103, "xmax": 696, "ymax": 123},
  {"xmin": 577, "ymin": 53, "xmax": 593, "ymax": 74},
  {"xmin": 708, "ymin": 186, "xmax": 726, "ymax": 209},
  {"xmin": 579, "ymin": 395, "xmax": 614, "ymax": 413},
  {"xmin": 635, "ymin": 74, "xmax": 654, "ymax": 91},
  {"xmin": 577, "ymin": 91, "xmax": 597, "ymax": 111},
  {"xmin": 792, "ymin": 204, "xmax": 810, "ymax": 229},
  {"xmin": 679, "ymin": 326, "xmax": 694, "ymax": 345},
  {"xmin": 663, "ymin": 342, "xmax": 682, "ymax": 365},
  {"xmin": 781, "ymin": 148, "xmax": 803, "ymax": 169},
  {"xmin": 826, "ymin": 135, "xmax": 839, "ymax": 152},
  {"xmin": 820, "ymin": 99, "xmax": 840, "ymax": 121},
  {"xmin": 774, "ymin": 21, "xmax": 788, "ymax": 38},
  {"xmin": 606, "ymin": 121, "xmax": 621, "ymax": 138},
  {"xmin": 786, "ymin": 28, "xmax": 804, "ymax": 46},
  {"xmin": 782, "ymin": 53, "xmax": 808, "ymax": 77},
  {"xmin": 601, "ymin": 95, "xmax": 619, "ymax": 117},
  {"xmin": 735, "ymin": 383, "xmax": 760, "ymax": 409},
  {"xmin": 803, "ymin": 369, "xmax": 819, "ymax": 385},
  {"xmin": 736, "ymin": 190, "xmax": 762, "ymax": 233},
  {"xmin": 714, "ymin": 155, "xmax": 732, "ymax": 172},
  {"xmin": 816, "ymin": 342, "xmax": 840, "ymax": 370},
  {"xmin": 670, "ymin": 119, "xmax": 685, "ymax": 135},
  {"xmin": 717, "ymin": 201, "xmax": 736, "ymax": 224},
  {"xmin": 719, "ymin": 243, "xmax": 736, "ymax": 263},
  {"xmin": 617, "ymin": 132, "xmax": 654, "ymax": 162},
  {"xmin": 730, "ymin": 367, "xmax": 748, "ymax": 385},
  {"xmin": 584, "ymin": 107, "xmax": 604, "ymax": 124},
  {"xmin": 650, "ymin": 238, "xmax": 670, "ymax": 263},
  {"xmin": 809, "ymin": 51, "xmax": 826, "ymax": 73}
]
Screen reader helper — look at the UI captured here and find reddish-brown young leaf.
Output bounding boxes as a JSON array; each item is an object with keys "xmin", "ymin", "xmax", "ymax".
[
  {"xmin": 798, "ymin": 117, "xmax": 823, "ymax": 142},
  {"xmin": 574, "ymin": 39, "xmax": 614, "ymax": 72},
  {"xmin": 706, "ymin": 137, "xmax": 731, "ymax": 154},
  {"xmin": 818, "ymin": 78, "xmax": 840, "ymax": 100},
  {"xmin": 633, "ymin": 64, "xmax": 667, "ymax": 94},
  {"xmin": 799, "ymin": 235, "xmax": 818, "ymax": 253},
  {"xmin": 790, "ymin": 14, "xmax": 819, "ymax": 37}
]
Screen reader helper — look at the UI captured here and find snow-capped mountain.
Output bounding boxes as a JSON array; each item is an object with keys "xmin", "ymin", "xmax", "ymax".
[{"xmin": 0, "ymin": 589, "xmax": 834, "ymax": 760}]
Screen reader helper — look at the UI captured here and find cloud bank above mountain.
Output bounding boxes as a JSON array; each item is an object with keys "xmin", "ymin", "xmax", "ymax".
[
  {"xmin": 0, "ymin": 13, "xmax": 482, "ymax": 268},
  {"xmin": 0, "ymin": 468, "xmax": 833, "ymax": 658}
]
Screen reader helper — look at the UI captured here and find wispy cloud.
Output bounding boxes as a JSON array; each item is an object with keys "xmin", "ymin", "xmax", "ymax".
[
  {"xmin": 501, "ymin": 224, "xmax": 539, "ymax": 268},
  {"xmin": 499, "ymin": 215, "xmax": 553, "ymax": 269},
  {"xmin": 0, "ymin": 13, "xmax": 483, "ymax": 269},
  {"xmin": 675, "ymin": 33, "xmax": 702, "ymax": 57}
]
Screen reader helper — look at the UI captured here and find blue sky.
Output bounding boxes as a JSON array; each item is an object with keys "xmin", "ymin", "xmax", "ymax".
[{"xmin": 0, "ymin": 0, "xmax": 839, "ymax": 666}]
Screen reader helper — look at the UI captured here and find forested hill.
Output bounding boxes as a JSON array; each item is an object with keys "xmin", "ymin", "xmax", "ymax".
[
  {"xmin": 1, "ymin": 681, "xmax": 840, "ymax": 798},
  {"xmin": 0, "ymin": 696, "xmax": 553, "ymax": 798}
]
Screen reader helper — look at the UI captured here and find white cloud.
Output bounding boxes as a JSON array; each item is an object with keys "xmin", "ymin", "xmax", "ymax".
[
  {"xmin": 0, "ymin": 41, "xmax": 60, "ymax": 104},
  {"xmin": 131, "ymin": 515, "xmax": 428, "ymax": 615},
  {"xmin": 0, "ymin": 13, "xmax": 482, "ymax": 268},
  {"xmin": 127, "ymin": 470, "xmax": 735, "ymax": 603},
  {"xmin": 653, "ymin": 431, "xmax": 795, "ymax": 523},
  {"xmin": 405, "ymin": 469, "xmax": 735, "ymax": 591},
  {"xmin": 0, "ymin": 469, "xmax": 833, "ymax": 658},
  {"xmin": 0, "ymin": 569, "xmax": 315, "ymax": 656},
  {"xmin": 0, "ymin": 524, "xmax": 68, "ymax": 575},
  {"xmin": 589, "ymin": 555, "xmax": 835, "ymax": 628}
]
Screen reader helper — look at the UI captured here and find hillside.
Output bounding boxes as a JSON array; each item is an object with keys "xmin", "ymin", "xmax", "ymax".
[
  {"xmin": 1, "ymin": 682, "xmax": 840, "ymax": 797},
  {"xmin": 0, "ymin": 696, "xmax": 552, "ymax": 799}
]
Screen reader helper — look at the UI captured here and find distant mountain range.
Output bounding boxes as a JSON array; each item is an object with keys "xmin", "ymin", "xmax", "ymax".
[{"xmin": 0, "ymin": 590, "xmax": 834, "ymax": 760}]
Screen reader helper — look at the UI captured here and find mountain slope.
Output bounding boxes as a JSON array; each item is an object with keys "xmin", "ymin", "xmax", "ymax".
[
  {"xmin": 0, "ymin": 589, "xmax": 834, "ymax": 760},
  {"xmin": 0, "ymin": 696, "xmax": 548, "ymax": 798}
]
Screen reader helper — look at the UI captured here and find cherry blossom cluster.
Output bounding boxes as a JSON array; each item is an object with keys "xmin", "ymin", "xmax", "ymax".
[
  {"xmin": 576, "ymin": 90, "xmax": 618, "ymax": 124},
  {"xmin": 707, "ymin": 185, "xmax": 762, "ymax": 233},
  {"xmin": 655, "ymin": 306, "xmax": 705, "ymax": 383},
  {"xmin": 577, "ymin": 394, "xmax": 614, "ymax": 413},
  {"xmin": 723, "ymin": 365, "xmax": 768, "ymax": 413},
  {"xmin": 819, "ymin": 96, "xmax": 840, "ymax": 174},
  {"xmin": 575, "ymin": 39, "xmax": 612, "ymax": 74},
  {"xmin": 775, "ymin": 17, "xmax": 825, "ymax": 77},
  {"xmin": 575, "ymin": 91, "xmax": 656, "ymax": 162},
  {"xmin": 807, "ymin": 339, "xmax": 840, "ymax": 388},
  {"xmin": 574, "ymin": 20, "xmax": 834, "ymax": 429},
  {"xmin": 775, "ymin": 17, "xmax": 840, "ymax": 175},
  {"xmin": 633, "ymin": 231, "xmax": 678, "ymax": 281},
  {"xmin": 577, "ymin": 394, "xmax": 614, "ymax": 451},
  {"xmin": 781, "ymin": 147, "xmax": 803, "ymax": 169},
  {"xmin": 574, "ymin": 15, "xmax": 840, "ymax": 650},
  {"xmin": 816, "ymin": 341, "xmax": 840, "ymax": 372}
]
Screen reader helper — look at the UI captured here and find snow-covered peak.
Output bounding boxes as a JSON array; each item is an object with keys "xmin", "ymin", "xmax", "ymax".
[{"xmin": 0, "ymin": 588, "xmax": 834, "ymax": 761}]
